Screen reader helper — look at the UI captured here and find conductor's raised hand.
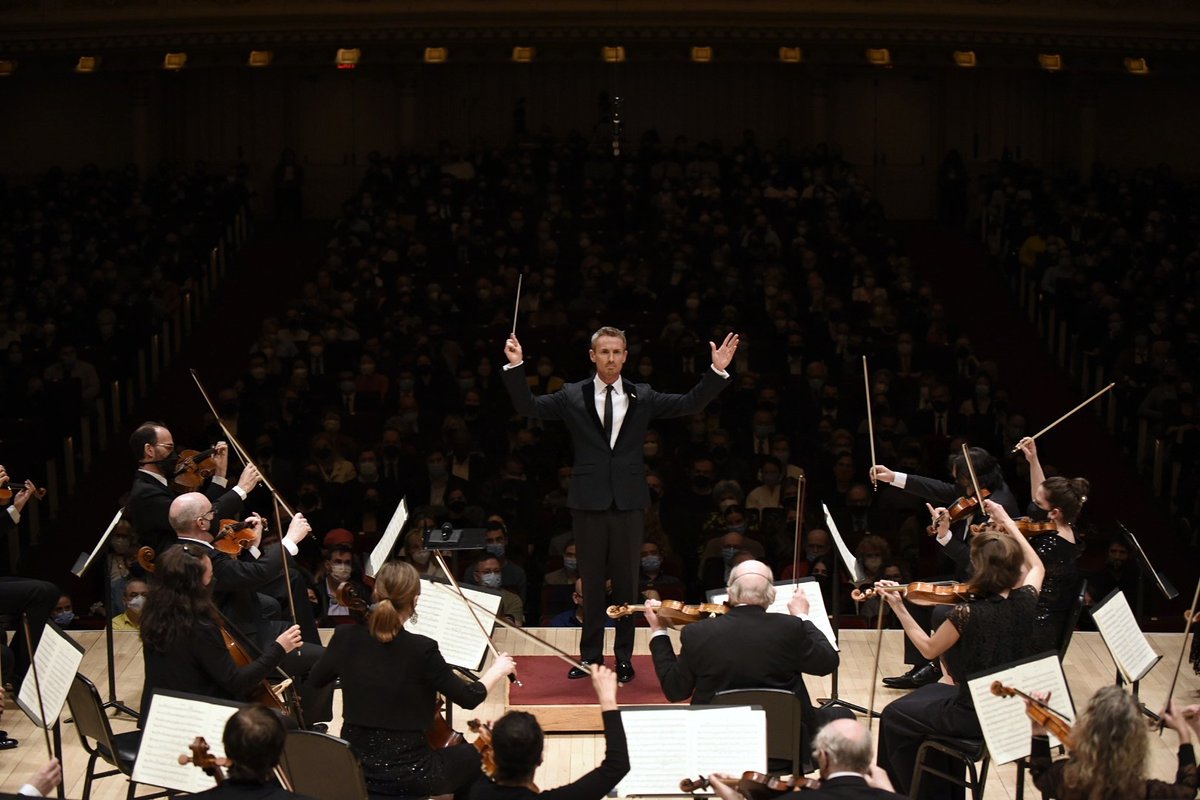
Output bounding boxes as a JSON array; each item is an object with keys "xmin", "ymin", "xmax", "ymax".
[
  {"xmin": 504, "ymin": 333, "xmax": 524, "ymax": 367},
  {"xmin": 591, "ymin": 664, "xmax": 620, "ymax": 710},
  {"xmin": 709, "ymin": 332, "xmax": 740, "ymax": 372}
]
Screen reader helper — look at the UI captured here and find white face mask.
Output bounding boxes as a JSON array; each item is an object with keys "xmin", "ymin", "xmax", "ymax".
[
  {"xmin": 126, "ymin": 595, "xmax": 147, "ymax": 611},
  {"xmin": 329, "ymin": 564, "xmax": 353, "ymax": 581}
]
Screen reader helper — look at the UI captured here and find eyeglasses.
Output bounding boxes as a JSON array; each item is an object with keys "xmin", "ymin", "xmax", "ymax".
[
  {"xmin": 155, "ymin": 442, "xmax": 175, "ymax": 450},
  {"xmin": 196, "ymin": 511, "xmax": 215, "ymax": 522}
]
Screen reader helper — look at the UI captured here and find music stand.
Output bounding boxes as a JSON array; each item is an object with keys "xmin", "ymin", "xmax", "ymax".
[
  {"xmin": 1114, "ymin": 520, "xmax": 1177, "ymax": 721},
  {"xmin": 423, "ymin": 524, "xmax": 486, "ymax": 727},
  {"xmin": 68, "ymin": 509, "xmax": 137, "ymax": 718},
  {"xmin": 818, "ymin": 503, "xmax": 876, "ymax": 718}
]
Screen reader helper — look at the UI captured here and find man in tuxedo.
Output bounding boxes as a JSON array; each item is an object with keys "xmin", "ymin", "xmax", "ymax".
[
  {"xmin": 189, "ymin": 706, "xmax": 314, "ymax": 800},
  {"xmin": 0, "ymin": 465, "xmax": 59, "ymax": 680},
  {"xmin": 124, "ymin": 421, "xmax": 260, "ymax": 551},
  {"xmin": 503, "ymin": 326, "xmax": 738, "ymax": 682},
  {"xmin": 646, "ymin": 560, "xmax": 850, "ymax": 758}
]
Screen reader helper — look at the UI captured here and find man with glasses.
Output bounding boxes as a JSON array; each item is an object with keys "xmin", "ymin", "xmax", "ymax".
[{"xmin": 125, "ymin": 420, "xmax": 261, "ymax": 551}]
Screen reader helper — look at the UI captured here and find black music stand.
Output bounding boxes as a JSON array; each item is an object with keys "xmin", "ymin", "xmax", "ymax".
[
  {"xmin": 818, "ymin": 551, "xmax": 876, "ymax": 718},
  {"xmin": 1114, "ymin": 520, "xmax": 1176, "ymax": 722},
  {"xmin": 424, "ymin": 524, "xmax": 486, "ymax": 728}
]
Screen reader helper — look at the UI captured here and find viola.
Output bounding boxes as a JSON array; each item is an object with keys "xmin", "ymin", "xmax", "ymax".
[
  {"xmin": 680, "ymin": 772, "xmax": 821, "ymax": 798},
  {"xmin": 990, "ymin": 681, "xmax": 1074, "ymax": 747},
  {"xmin": 851, "ymin": 581, "xmax": 977, "ymax": 606},
  {"xmin": 0, "ymin": 478, "xmax": 46, "ymax": 504},
  {"xmin": 170, "ymin": 447, "xmax": 221, "ymax": 494},
  {"xmin": 216, "ymin": 619, "xmax": 295, "ymax": 718},
  {"xmin": 178, "ymin": 736, "xmax": 230, "ymax": 784},
  {"xmin": 606, "ymin": 600, "xmax": 728, "ymax": 626}
]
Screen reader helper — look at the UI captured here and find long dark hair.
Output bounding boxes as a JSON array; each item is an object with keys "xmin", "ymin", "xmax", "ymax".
[
  {"xmin": 950, "ymin": 447, "xmax": 1006, "ymax": 493},
  {"xmin": 140, "ymin": 545, "xmax": 216, "ymax": 653}
]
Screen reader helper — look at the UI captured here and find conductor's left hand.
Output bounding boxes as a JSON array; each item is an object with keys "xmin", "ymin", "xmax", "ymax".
[{"xmin": 710, "ymin": 333, "xmax": 740, "ymax": 372}]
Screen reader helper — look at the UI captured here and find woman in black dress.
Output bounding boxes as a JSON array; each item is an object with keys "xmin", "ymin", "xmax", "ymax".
[
  {"xmin": 875, "ymin": 499, "xmax": 1045, "ymax": 798},
  {"xmin": 307, "ymin": 560, "xmax": 516, "ymax": 798},
  {"xmin": 139, "ymin": 544, "xmax": 303, "ymax": 718}
]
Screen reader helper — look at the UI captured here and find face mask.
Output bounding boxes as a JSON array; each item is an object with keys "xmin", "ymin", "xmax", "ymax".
[
  {"xmin": 562, "ymin": 557, "xmax": 578, "ymax": 572},
  {"xmin": 126, "ymin": 595, "xmax": 146, "ymax": 611},
  {"xmin": 479, "ymin": 572, "xmax": 503, "ymax": 589},
  {"xmin": 329, "ymin": 564, "xmax": 353, "ymax": 581},
  {"xmin": 641, "ymin": 555, "xmax": 662, "ymax": 572},
  {"xmin": 726, "ymin": 524, "xmax": 747, "ymax": 535},
  {"xmin": 643, "ymin": 443, "xmax": 659, "ymax": 458},
  {"xmin": 863, "ymin": 556, "xmax": 883, "ymax": 572},
  {"xmin": 358, "ymin": 463, "xmax": 378, "ymax": 482},
  {"xmin": 932, "ymin": 400, "xmax": 949, "ymax": 413},
  {"xmin": 411, "ymin": 550, "xmax": 432, "ymax": 566},
  {"xmin": 110, "ymin": 535, "xmax": 133, "ymax": 555},
  {"xmin": 753, "ymin": 424, "xmax": 774, "ymax": 438},
  {"xmin": 648, "ymin": 487, "xmax": 662, "ymax": 504},
  {"xmin": 315, "ymin": 446, "xmax": 333, "ymax": 460},
  {"xmin": 383, "ymin": 445, "xmax": 401, "ymax": 459},
  {"xmin": 323, "ymin": 420, "xmax": 341, "ymax": 433},
  {"xmin": 428, "ymin": 464, "xmax": 447, "ymax": 479},
  {"xmin": 340, "ymin": 380, "xmax": 356, "ymax": 394},
  {"xmin": 762, "ymin": 472, "xmax": 781, "ymax": 486},
  {"xmin": 448, "ymin": 499, "xmax": 467, "ymax": 513},
  {"xmin": 250, "ymin": 367, "xmax": 268, "ymax": 380},
  {"xmin": 975, "ymin": 384, "xmax": 990, "ymax": 397},
  {"xmin": 53, "ymin": 611, "xmax": 74, "ymax": 627},
  {"xmin": 721, "ymin": 547, "xmax": 740, "ymax": 565},
  {"xmin": 806, "ymin": 549, "xmax": 824, "ymax": 562},
  {"xmin": 155, "ymin": 451, "xmax": 180, "ymax": 474},
  {"xmin": 485, "ymin": 543, "xmax": 506, "ymax": 558}
]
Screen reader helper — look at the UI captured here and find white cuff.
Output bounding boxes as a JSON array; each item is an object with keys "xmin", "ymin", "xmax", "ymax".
[
  {"xmin": 232, "ymin": 485, "xmax": 248, "ymax": 500},
  {"xmin": 936, "ymin": 530, "xmax": 953, "ymax": 546},
  {"xmin": 19, "ymin": 785, "xmax": 42, "ymax": 797},
  {"xmin": 650, "ymin": 629, "xmax": 671, "ymax": 639},
  {"xmin": 502, "ymin": 361, "xmax": 523, "ymax": 370},
  {"xmin": 7, "ymin": 506, "xmax": 19, "ymax": 525},
  {"xmin": 249, "ymin": 545, "xmax": 262, "ymax": 559},
  {"xmin": 211, "ymin": 475, "xmax": 228, "ymax": 488},
  {"xmin": 793, "ymin": 612, "xmax": 810, "ymax": 622},
  {"xmin": 709, "ymin": 365, "xmax": 729, "ymax": 379},
  {"xmin": 892, "ymin": 472, "xmax": 908, "ymax": 490},
  {"xmin": 282, "ymin": 538, "xmax": 299, "ymax": 557}
]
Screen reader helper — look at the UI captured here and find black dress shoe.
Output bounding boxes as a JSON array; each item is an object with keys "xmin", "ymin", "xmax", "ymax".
[
  {"xmin": 0, "ymin": 731, "xmax": 17, "ymax": 750},
  {"xmin": 616, "ymin": 661, "xmax": 635, "ymax": 684},
  {"xmin": 568, "ymin": 660, "xmax": 599, "ymax": 680},
  {"xmin": 882, "ymin": 662, "xmax": 941, "ymax": 690}
]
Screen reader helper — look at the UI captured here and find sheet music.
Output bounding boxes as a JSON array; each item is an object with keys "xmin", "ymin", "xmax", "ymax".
[
  {"xmin": 966, "ymin": 653, "xmax": 1074, "ymax": 765},
  {"xmin": 707, "ymin": 580, "xmax": 837, "ymax": 650},
  {"xmin": 71, "ymin": 507, "xmax": 125, "ymax": 577},
  {"xmin": 1091, "ymin": 589, "xmax": 1162, "ymax": 683},
  {"xmin": 617, "ymin": 706, "xmax": 766, "ymax": 796},
  {"xmin": 366, "ymin": 496, "xmax": 409, "ymax": 579},
  {"xmin": 413, "ymin": 580, "xmax": 504, "ymax": 670},
  {"xmin": 821, "ymin": 502, "xmax": 861, "ymax": 582},
  {"xmin": 132, "ymin": 691, "xmax": 242, "ymax": 793},
  {"xmin": 16, "ymin": 622, "xmax": 85, "ymax": 729}
]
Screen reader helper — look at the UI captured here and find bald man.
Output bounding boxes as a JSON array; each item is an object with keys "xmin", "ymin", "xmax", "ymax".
[{"xmin": 646, "ymin": 560, "xmax": 851, "ymax": 761}]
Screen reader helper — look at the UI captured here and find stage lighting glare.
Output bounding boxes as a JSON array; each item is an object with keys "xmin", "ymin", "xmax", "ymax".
[
  {"xmin": 691, "ymin": 46, "xmax": 713, "ymax": 63},
  {"xmin": 953, "ymin": 50, "xmax": 977, "ymax": 68},
  {"xmin": 601, "ymin": 46, "xmax": 626, "ymax": 63},
  {"xmin": 336, "ymin": 48, "xmax": 361, "ymax": 69},
  {"xmin": 512, "ymin": 47, "xmax": 535, "ymax": 63},
  {"xmin": 163, "ymin": 52, "xmax": 187, "ymax": 71},
  {"xmin": 424, "ymin": 47, "xmax": 448, "ymax": 64},
  {"xmin": 1124, "ymin": 57, "xmax": 1149, "ymax": 75},
  {"xmin": 0, "ymin": 59, "xmax": 15, "ymax": 77},
  {"xmin": 1038, "ymin": 53, "xmax": 1063, "ymax": 72},
  {"xmin": 866, "ymin": 48, "xmax": 892, "ymax": 67},
  {"xmin": 75, "ymin": 56, "xmax": 99, "ymax": 73},
  {"xmin": 778, "ymin": 47, "xmax": 803, "ymax": 64},
  {"xmin": 248, "ymin": 50, "xmax": 273, "ymax": 68}
]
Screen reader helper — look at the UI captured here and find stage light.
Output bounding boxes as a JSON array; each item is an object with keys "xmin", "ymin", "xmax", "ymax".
[
  {"xmin": 512, "ymin": 47, "xmax": 535, "ymax": 63},
  {"xmin": 163, "ymin": 52, "xmax": 187, "ymax": 71},
  {"xmin": 424, "ymin": 47, "xmax": 448, "ymax": 64},
  {"xmin": 74, "ymin": 57, "xmax": 99, "ymax": 73},
  {"xmin": 1124, "ymin": 57, "xmax": 1149, "ymax": 75},
  {"xmin": 1038, "ymin": 53, "xmax": 1063, "ymax": 72},
  {"xmin": 866, "ymin": 48, "xmax": 892, "ymax": 67},
  {"xmin": 0, "ymin": 60, "xmax": 15, "ymax": 77},
  {"xmin": 691, "ymin": 46, "xmax": 713, "ymax": 63},
  {"xmin": 601, "ymin": 46, "xmax": 626, "ymax": 63},
  {"xmin": 778, "ymin": 47, "xmax": 803, "ymax": 64},
  {"xmin": 953, "ymin": 51, "xmax": 977, "ymax": 68},
  {"xmin": 248, "ymin": 50, "xmax": 273, "ymax": 68},
  {"xmin": 336, "ymin": 48, "xmax": 360, "ymax": 69}
]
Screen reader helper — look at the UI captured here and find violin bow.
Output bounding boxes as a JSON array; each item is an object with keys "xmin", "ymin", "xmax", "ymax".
[
  {"xmin": 863, "ymin": 356, "xmax": 878, "ymax": 491},
  {"xmin": 431, "ymin": 582, "xmax": 589, "ymax": 671},
  {"xmin": 1011, "ymin": 382, "xmax": 1115, "ymax": 453},
  {"xmin": 22, "ymin": 615, "xmax": 54, "ymax": 759},
  {"xmin": 511, "ymin": 273, "xmax": 523, "ymax": 335},
  {"xmin": 1158, "ymin": 575, "xmax": 1200, "ymax": 731},
  {"xmin": 430, "ymin": 550, "xmax": 521, "ymax": 686},
  {"xmin": 790, "ymin": 474, "xmax": 806, "ymax": 587},
  {"xmin": 866, "ymin": 597, "xmax": 887, "ymax": 731},
  {"xmin": 961, "ymin": 444, "xmax": 988, "ymax": 522}
]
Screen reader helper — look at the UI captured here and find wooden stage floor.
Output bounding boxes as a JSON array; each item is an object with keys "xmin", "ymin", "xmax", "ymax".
[{"xmin": 0, "ymin": 627, "xmax": 1195, "ymax": 799}]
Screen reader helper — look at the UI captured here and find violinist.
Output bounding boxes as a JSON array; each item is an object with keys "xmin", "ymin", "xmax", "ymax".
[
  {"xmin": 1025, "ymin": 687, "xmax": 1199, "ymax": 800},
  {"xmin": 306, "ymin": 560, "xmax": 516, "ymax": 799},
  {"xmin": 647, "ymin": 560, "xmax": 849, "ymax": 761},
  {"xmin": 875, "ymin": 499, "xmax": 1044, "ymax": 797},
  {"xmin": 167, "ymin": 492, "xmax": 331, "ymax": 724},
  {"xmin": 471, "ymin": 665, "xmax": 628, "ymax": 800},
  {"xmin": 706, "ymin": 719, "xmax": 902, "ymax": 799},
  {"xmin": 189, "ymin": 706, "xmax": 316, "ymax": 800},
  {"xmin": 139, "ymin": 545, "xmax": 303, "ymax": 720},
  {"xmin": 126, "ymin": 422, "xmax": 260, "ymax": 552},
  {"xmin": 0, "ymin": 463, "xmax": 60, "ymax": 678},
  {"xmin": 1014, "ymin": 437, "xmax": 1086, "ymax": 653}
]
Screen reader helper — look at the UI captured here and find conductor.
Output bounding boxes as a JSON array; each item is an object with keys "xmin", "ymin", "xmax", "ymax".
[{"xmin": 503, "ymin": 326, "xmax": 738, "ymax": 682}]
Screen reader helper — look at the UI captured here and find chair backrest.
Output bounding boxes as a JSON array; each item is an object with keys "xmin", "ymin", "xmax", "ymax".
[
  {"xmin": 66, "ymin": 673, "xmax": 122, "ymax": 761},
  {"xmin": 1058, "ymin": 578, "xmax": 1088, "ymax": 661},
  {"xmin": 280, "ymin": 729, "xmax": 368, "ymax": 800},
  {"xmin": 712, "ymin": 688, "xmax": 806, "ymax": 775}
]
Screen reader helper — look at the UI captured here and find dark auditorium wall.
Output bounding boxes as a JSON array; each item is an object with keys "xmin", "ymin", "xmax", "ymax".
[{"xmin": 3, "ymin": 61, "xmax": 1198, "ymax": 218}]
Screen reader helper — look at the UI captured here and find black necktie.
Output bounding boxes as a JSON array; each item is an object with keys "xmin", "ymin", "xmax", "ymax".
[{"xmin": 604, "ymin": 385, "xmax": 614, "ymax": 446}]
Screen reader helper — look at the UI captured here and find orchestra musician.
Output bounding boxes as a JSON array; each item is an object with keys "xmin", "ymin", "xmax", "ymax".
[
  {"xmin": 0, "ymin": 464, "xmax": 60, "ymax": 680},
  {"xmin": 188, "ymin": 706, "xmax": 316, "ymax": 800},
  {"xmin": 503, "ymin": 326, "xmax": 738, "ymax": 683},
  {"xmin": 306, "ymin": 560, "xmax": 516, "ymax": 799},
  {"xmin": 874, "ymin": 499, "xmax": 1043, "ymax": 797}
]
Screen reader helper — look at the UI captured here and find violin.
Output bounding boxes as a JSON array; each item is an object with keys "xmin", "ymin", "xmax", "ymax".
[
  {"xmin": 680, "ymin": 772, "xmax": 821, "ymax": 798},
  {"xmin": 939, "ymin": 488, "xmax": 992, "ymax": 524},
  {"xmin": 990, "ymin": 681, "xmax": 1073, "ymax": 747},
  {"xmin": 851, "ymin": 581, "xmax": 977, "ymax": 606},
  {"xmin": 606, "ymin": 600, "xmax": 728, "ymax": 626},
  {"xmin": 0, "ymin": 478, "xmax": 46, "ymax": 504},
  {"xmin": 178, "ymin": 736, "xmax": 230, "ymax": 784},
  {"xmin": 213, "ymin": 518, "xmax": 262, "ymax": 556},
  {"xmin": 467, "ymin": 719, "xmax": 497, "ymax": 777},
  {"xmin": 170, "ymin": 447, "xmax": 221, "ymax": 494},
  {"xmin": 969, "ymin": 517, "xmax": 1058, "ymax": 538}
]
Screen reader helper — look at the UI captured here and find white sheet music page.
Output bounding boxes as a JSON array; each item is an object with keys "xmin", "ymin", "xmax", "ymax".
[
  {"xmin": 367, "ymin": 496, "xmax": 409, "ymax": 579},
  {"xmin": 16, "ymin": 622, "xmax": 85, "ymax": 729},
  {"xmin": 966, "ymin": 653, "xmax": 1074, "ymax": 765},
  {"xmin": 1090, "ymin": 589, "xmax": 1161, "ymax": 683},
  {"xmin": 617, "ymin": 706, "xmax": 766, "ymax": 796},
  {"xmin": 822, "ymin": 502, "xmax": 861, "ymax": 583},
  {"xmin": 131, "ymin": 691, "xmax": 242, "ymax": 793},
  {"xmin": 411, "ymin": 579, "xmax": 503, "ymax": 670},
  {"xmin": 708, "ymin": 580, "xmax": 838, "ymax": 650}
]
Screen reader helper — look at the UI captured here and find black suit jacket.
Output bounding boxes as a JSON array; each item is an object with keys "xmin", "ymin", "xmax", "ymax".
[
  {"xmin": 190, "ymin": 779, "xmax": 315, "ymax": 800},
  {"xmin": 781, "ymin": 775, "xmax": 903, "ymax": 799},
  {"xmin": 503, "ymin": 366, "xmax": 729, "ymax": 511},
  {"xmin": 649, "ymin": 605, "xmax": 839, "ymax": 742},
  {"xmin": 126, "ymin": 470, "xmax": 245, "ymax": 550},
  {"xmin": 172, "ymin": 537, "xmax": 285, "ymax": 646},
  {"xmin": 900, "ymin": 473, "xmax": 1020, "ymax": 580}
]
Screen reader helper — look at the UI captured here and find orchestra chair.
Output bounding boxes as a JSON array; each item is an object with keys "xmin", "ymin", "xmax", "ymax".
[
  {"xmin": 65, "ymin": 673, "xmax": 169, "ymax": 800},
  {"xmin": 909, "ymin": 735, "xmax": 990, "ymax": 800},
  {"xmin": 279, "ymin": 728, "xmax": 369, "ymax": 800},
  {"xmin": 712, "ymin": 688, "xmax": 810, "ymax": 776}
]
